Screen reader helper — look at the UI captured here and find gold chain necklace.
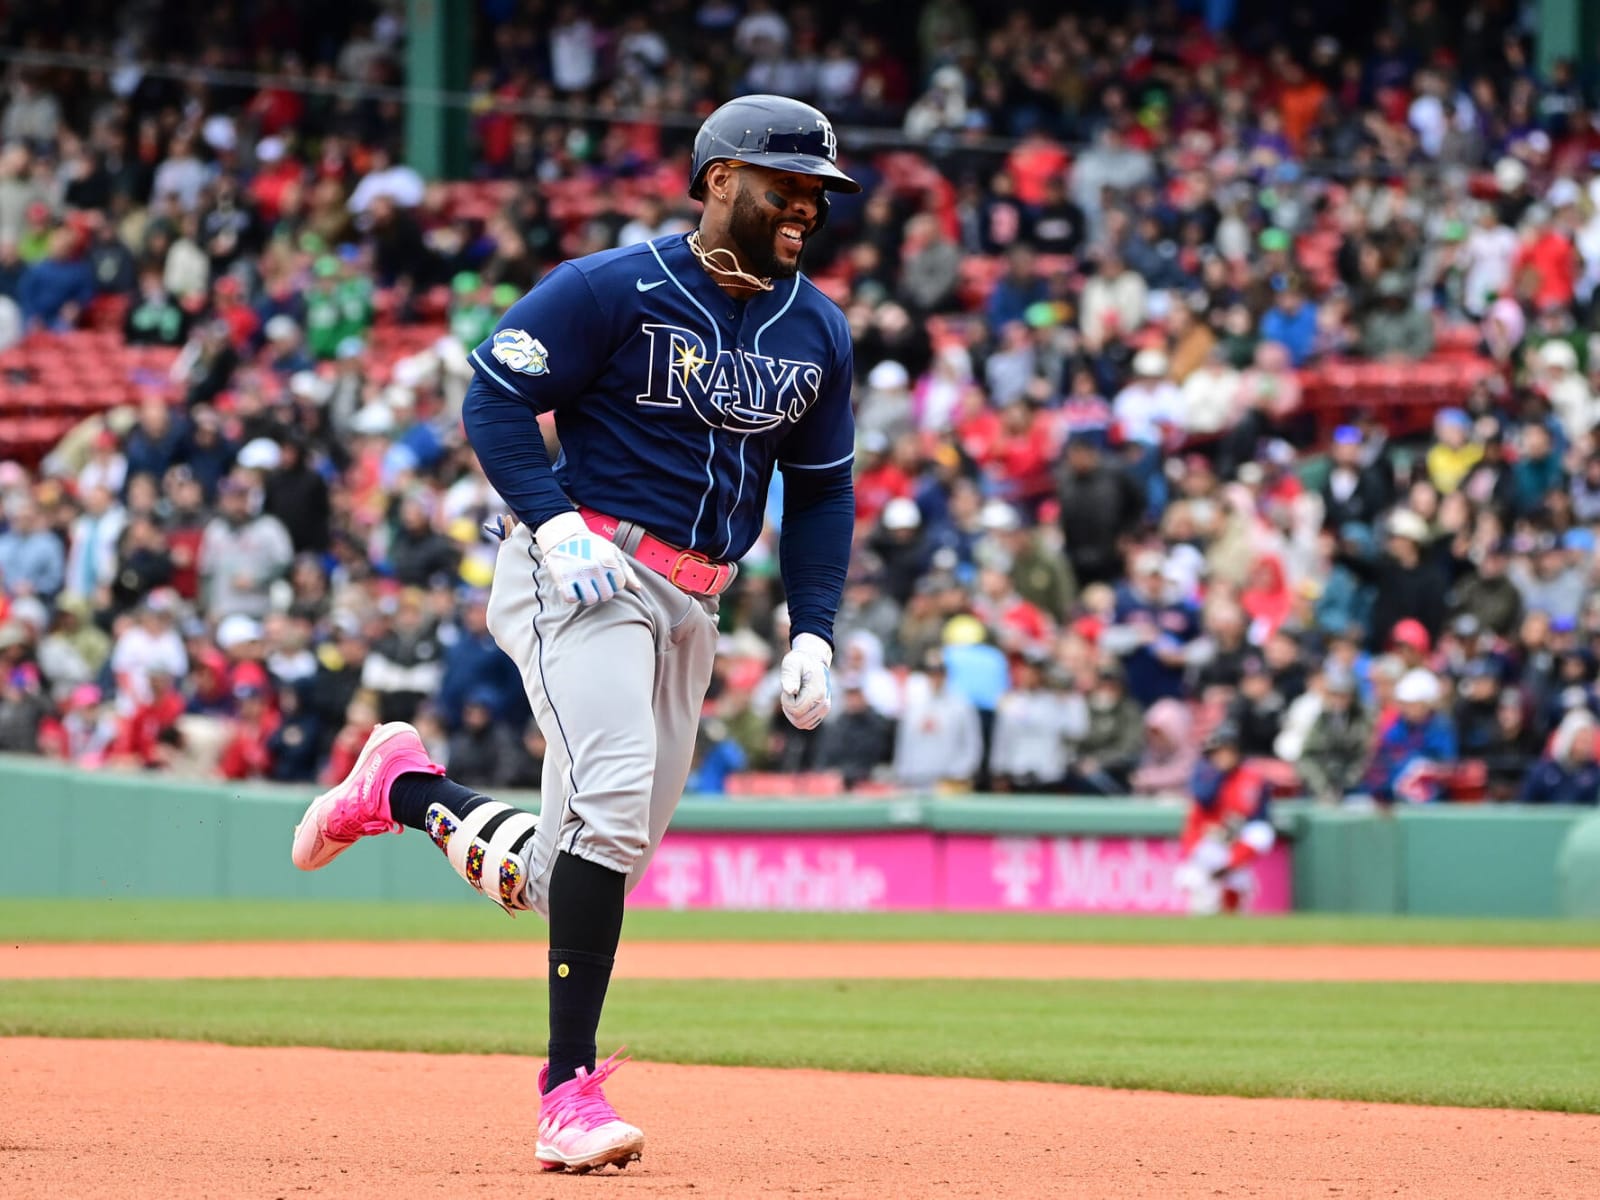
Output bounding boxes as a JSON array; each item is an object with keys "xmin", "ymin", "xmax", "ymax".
[{"xmin": 687, "ymin": 230, "xmax": 773, "ymax": 293}]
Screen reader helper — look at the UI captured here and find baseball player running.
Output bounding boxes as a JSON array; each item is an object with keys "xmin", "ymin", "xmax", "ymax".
[{"xmin": 290, "ymin": 95, "xmax": 858, "ymax": 1172}]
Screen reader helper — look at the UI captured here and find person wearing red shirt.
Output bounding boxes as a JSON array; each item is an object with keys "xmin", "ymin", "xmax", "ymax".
[
  {"xmin": 218, "ymin": 682, "xmax": 281, "ymax": 780},
  {"xmin": 1175, "ymin": 722, "xmax": 1276, "ymax": 914},
  {"xmin": 1513, "ymin": 217, "xmax": 1579, "ymax": 311},
  {"xmin": 853, "ymin": 434, "xmax": 914, "ymax": 526},
  {"xmin": 108, "ymin": 669, "xmax": 187, "ymax": 768}
]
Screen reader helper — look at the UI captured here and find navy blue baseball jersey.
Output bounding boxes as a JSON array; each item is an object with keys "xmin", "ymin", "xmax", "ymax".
[{"xmin": 464, "ymin": 233, "xmax": 855, "ymax": 563}]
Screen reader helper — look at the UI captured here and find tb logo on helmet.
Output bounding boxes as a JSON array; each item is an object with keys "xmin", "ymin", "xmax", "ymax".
[{"xmin": 636, "ymin": 322, "xmax": 822, "ymax": 433}]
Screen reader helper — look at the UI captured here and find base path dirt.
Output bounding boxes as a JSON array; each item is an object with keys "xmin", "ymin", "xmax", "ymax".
[
  {"xmin": 2, "ymin": 1038, "xmax": 1596, "ymax": 1199},
  {"xmin": 6, "ymin": 940, "xmax": 1600, "ymax": 982}
]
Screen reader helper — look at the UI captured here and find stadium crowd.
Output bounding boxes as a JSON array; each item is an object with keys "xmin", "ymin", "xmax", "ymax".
[{"xmin": 1, "ymin": 1, "xmax": 1600, "ymax": 805}]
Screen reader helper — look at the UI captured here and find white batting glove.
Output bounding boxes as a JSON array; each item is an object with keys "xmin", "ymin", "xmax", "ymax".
[
  {"xmin": 534, "ymin": 511, "xmax": 640, "ymax": 606},
  {"xmin": 780, "ymin": 632, "xmax": 833, "ymax": 730}
]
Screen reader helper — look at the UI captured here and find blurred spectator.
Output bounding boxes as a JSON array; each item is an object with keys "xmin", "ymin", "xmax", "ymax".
[
  {"xmin": 198, "ymin": 475, "xmax": 293, "ymax": 621},
  {"xmin": 1055, "ymin": 432, "xmax": 1142, "ymax": 586},
  {"xmin": 1258, "ymin": 280, "xmax": 1318, "ymax": 368},
  {"xmin": 814, "ymin": 681, "xmax": 893, "ymax": 789},
  {"xmin": 0, "ymin": 498, "xmax": 64, "ymax": 599},
  {"xmin": 1129, "ymin": 698, "xmax": 1198, "ymax": 797},
  {"xmin": 988, "ymin": 656, "xmax": 1084, "ymax": 791},
  {"xmin": 19, "ymin": 229, "xmax": 93, "ymax": 331},
  {"xmin": 1295, "ymin": 668, "xmax": 1373, "ymax": 804},
  {"xmin": 262, "ymin": 439, "xmax": 332, "ymax": 555},
  {"xmin": 1359, "ymin": 668, "xmax": 1458, "ymax": 804},
  {"xmin": 893, "ymin": 650, "xmax": 982, "ymax": 790},
  {"xmin": 1360, "ymin": 273, "xmax": 1434, "ymax": 360},
  {"xmin": 218, "ymin": 680, "xmax": 279, "ymax": 780},
  {"xmin": 1062, "ymin": 661, "xmax": 1143, "ymax": 795},
  {"xmin": 445, "ymin": 687, "xmax": 521, "ymax": 789},
  {"xmin": 1519, "ymin": 710, "xmax": 1600, "ymax": 806},
  {"xmin": 362, "ymin": 588, "xmax": 444, "ymax": 723}
]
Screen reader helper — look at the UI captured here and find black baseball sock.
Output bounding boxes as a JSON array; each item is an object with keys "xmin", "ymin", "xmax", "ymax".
[
  {"xmin": 545, "ymin": 850, "xmax": 627, "ymax": 1093},
  {"xmin": 389, "ymin": 775, "xmax": 537, "ymax": 856},
  {"xmin": 389, "ymin": 773, "xmax": 489, "ymax": 830}
]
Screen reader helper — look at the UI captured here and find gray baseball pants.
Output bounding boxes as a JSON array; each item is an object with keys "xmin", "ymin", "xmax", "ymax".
[{"xmin": 484, "ymin": 519, "xmax": 720, "ymax": 918}]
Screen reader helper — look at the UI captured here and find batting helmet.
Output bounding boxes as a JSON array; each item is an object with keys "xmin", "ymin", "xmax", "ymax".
[{"xmin": 688, "ymin": 95, "xmax": 861, "ymax": 211}]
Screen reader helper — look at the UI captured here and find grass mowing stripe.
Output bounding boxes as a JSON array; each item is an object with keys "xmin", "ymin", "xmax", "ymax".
[
  {"xmin": 7, "ymin": 899, "xmax": 1600, "ymax": 946},
  {"xmin": 2, "ymin": 977, "xmax": 1596, "ymax": 1113}
]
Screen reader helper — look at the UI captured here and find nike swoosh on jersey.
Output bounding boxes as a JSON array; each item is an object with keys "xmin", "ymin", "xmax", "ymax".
[{"xmin": 635, "ymin": 278, "xmax": 666, "ymax": 292}]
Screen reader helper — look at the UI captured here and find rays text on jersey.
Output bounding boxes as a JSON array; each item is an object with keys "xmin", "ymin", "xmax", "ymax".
[{"xmin": 636, "ymin": 322, "xmax": 822, "ymax": 433}]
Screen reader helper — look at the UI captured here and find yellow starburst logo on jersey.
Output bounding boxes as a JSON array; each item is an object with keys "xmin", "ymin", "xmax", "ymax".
[{"xmin": 674, "ymin": 342, "xmax": 709, "ymax": 385}]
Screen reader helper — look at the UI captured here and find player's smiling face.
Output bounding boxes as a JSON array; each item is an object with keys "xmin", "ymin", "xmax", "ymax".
[{"xmin": 728, "ymin": 166, "xmax": 824, "ymax": 279}]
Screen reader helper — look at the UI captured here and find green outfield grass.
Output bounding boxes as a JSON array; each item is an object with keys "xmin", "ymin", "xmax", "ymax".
[
  {"xmin": 7, "ymin": 898, "xmax": 1600, "ymax": 945},
  {"xmin": 3, "ymin": 976, "xmax": 1596, "ymax": 1112}
]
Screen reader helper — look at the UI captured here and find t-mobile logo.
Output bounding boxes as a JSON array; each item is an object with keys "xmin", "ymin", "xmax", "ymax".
[
  {"xmin": 990, "ymin": 838, "xmax": 1044, "ymax": 907},
  {"xmin": 647, "ymin": 846, "xmax": 703, "ymax": 910}
]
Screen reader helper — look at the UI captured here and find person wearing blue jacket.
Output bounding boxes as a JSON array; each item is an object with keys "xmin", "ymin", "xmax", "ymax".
[
  {"xmin": 1361, "ymin": 668, "xmax": 1458, "ymax": 803},
  {"xmin": 1520, "ymin": 711, "xmax": 1600, "ymax": 805},
  {"xmin": 18, "ymin": 230, "xmax": 94, "ymax": 330}
]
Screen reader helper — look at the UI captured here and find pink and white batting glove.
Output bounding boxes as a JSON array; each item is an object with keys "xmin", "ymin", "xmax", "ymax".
[
  {"xmin": 780, "ymin": 633, "xmax": 832, "ymax": 730},
  {"xmin": 534, "ymin": 511, "xmax": 640, "ymax": 606}
]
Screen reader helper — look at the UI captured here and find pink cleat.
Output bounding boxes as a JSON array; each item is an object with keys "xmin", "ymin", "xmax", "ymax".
[
  {"xmin": 535, "ymin": 1053, "xmax": 645, "ymax": 1173},
  {"xmin": 290, "ymin": 722, "xmax": 443, "ymax": 871}
]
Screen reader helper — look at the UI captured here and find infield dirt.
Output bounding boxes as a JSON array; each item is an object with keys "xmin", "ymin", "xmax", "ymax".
[{"xmin": 4, "ymin": 1037, "xmax": 1598, "ymax": 1199}]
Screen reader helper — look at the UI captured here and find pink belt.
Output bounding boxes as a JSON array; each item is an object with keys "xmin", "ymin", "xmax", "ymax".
[{"xmin": 578, "ymin": 507, "xmax": 735, "ymax": 597}]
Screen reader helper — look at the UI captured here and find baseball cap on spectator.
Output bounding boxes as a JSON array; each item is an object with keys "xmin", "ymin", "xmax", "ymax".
[
  {"xmin": 1391, "ymin": 619, "xmax": 1431, "ymax": 653},
  {"xmin": 234, "ymin": 681, "xmax": 266, "ymax": 701},
  {"xmin": 882, "ymin": 497, "xmax": 921, "ymax": 531},
  {"xmin": 1494, "ymin": 157, "xmax": 1528, "ymax": 193},
  {"xmin": 867, "ymin": 360, "xmax": 909, "ymax": 391},
  {"xmin": 1452, "ymin": 614, "xmax": 1482, "ymax": 639},
  {"xmin": 1332, "ymin": 425, "xmax": 1362, "ymax": 446},
  {"xmin": 980, "ymin": 500, "xmax": 1022, "ymax": 532},
  {"xmin": 942, "ymin": 615, "xmax": 986, "ymax": 646},
  {"xmin": 1562, "ymin": 529, "xmax": 1596, "ymax": 554},
  {"xmin": 1395, "ymin": 669, "xmax": 1441, "ymax": 706},
  {"xmin": 351, "ymin": 404, "xmax": 396, "ymax": 435},
  {"xmin": 1461, "ymin": 658, "xmax": 1498, "ymax": 681},
  {"xmin": 9, "ymin": 595, "xmax": 48, "ymax": 633},
  {"xmin": 1237, "ymin": 463, "xmax": 1265, "ymax": 486},
  {"xmin": 1259, "ymin": 228, "xmax": 1291, "ymax": 253},
  {"xmin": 237, "ymin": 438, "xmax": 282, "ymax": 471},
  {"xmin": 202, "ymin": 114, "xmax": 237, "ymax": 152},
  {"xmin": 1132, "ymin": 348, "xmax": 1168, "ymax": 378},
  {"xmin": 265, "ymin": 315, "xmax": 299, "ymax": 342},
  {"xmin": 1387, "ymin": 510, "xmax": 1430, "ymax": 544},
  {"xmin": 65, "ymin": 683, "xmax": 103, "ymax": 711},
  {"xmin": 0, "ymin": 621, "xmax": 30, "ymax": 650},
  {"xmin": 465, "ymin": 685, "xmax": 499, "ymax": 711},
  {"xmin": 216, "ymin": 614, "xmax": 264, "ymax": 651},
  {"xmin": 256, "ymin": 136, "xmax": 286, "ymax": 163},
  {"xmin": 1560, "ymin": 686, "xmax": 1591, "ymax": 712}
]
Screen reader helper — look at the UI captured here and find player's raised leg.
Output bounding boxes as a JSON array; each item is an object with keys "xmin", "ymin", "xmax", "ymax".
[{"xmin": 290, "ymin": 720, "xmax": 543, "ymax": 912}]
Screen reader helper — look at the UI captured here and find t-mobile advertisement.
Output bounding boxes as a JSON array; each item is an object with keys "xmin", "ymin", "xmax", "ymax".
[{"xmin": 630, "ymin": 831, "xmax": 1292, "ymax": 913}]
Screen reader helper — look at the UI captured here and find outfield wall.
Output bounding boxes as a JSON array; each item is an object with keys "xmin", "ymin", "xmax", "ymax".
[{"xmin": 0, "ymin": 757, "xmax": 1589, "ymax": 916}]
